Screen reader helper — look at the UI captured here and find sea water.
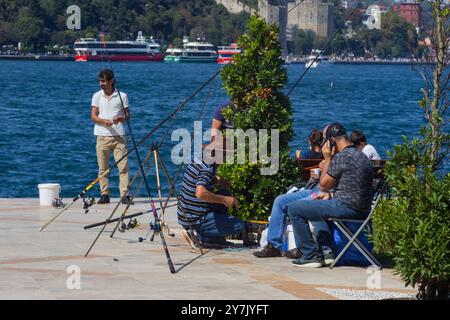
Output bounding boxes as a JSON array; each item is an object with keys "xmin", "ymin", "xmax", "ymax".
[{"xmin": 0, "ymin": 61, "xmax": 447, "ymax": 197}]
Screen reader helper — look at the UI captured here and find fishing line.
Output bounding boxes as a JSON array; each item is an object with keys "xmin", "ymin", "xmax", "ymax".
[
  {"xmin": 95, "ymin": 32, "xmax": 177, "ymax": 273},
  {"xmin": 39, "ymin": 69, "xmax": 221, "ymax": 232},
  {"xmin": 287, "ymin": 6, "xmax": 360, "ymax": 97}
]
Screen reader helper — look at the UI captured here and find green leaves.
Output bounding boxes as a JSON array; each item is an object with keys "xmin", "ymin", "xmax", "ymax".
[
  {"xmin": 372, "ymin": 134, "xmax": 450, "ymax": 297},
  {"xmin": 218, "ymin": 16, "xmax": 298, "ymax": 220}
]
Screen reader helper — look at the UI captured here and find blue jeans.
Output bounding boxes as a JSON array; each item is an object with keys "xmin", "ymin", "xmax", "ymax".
[
  {"xmin": 189, "ymin": 190, "xmax": 245, "ymax": 243},
  {"xmin": 287, "ymin": 198, "xmax": 369, "ymax": 259},
  {"xmin": 267, "ymin": 189, "xmax": 330, "ymax": 250},
  {"xmin": 191, "ymin": 211, "xmax": 245, "ymax": 242}
]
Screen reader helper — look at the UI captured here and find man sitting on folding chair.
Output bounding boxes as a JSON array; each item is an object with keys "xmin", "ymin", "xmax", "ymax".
[{"xmin": 287, "ymin": 123, "xmax": 374, "ymax": 268}]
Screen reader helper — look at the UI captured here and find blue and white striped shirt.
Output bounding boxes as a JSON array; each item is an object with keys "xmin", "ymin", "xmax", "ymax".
[{"xmin": 177, "ymin": 159, "xmax": 216, "ymax": 226}]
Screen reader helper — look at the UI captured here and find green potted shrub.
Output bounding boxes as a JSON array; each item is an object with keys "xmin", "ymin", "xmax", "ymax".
[
  {"xmin": 217, "ymin": 15, "xmax": 300, "ymax": 221},
  {"xmin": 372, "ymin": 1, "xmax": 449, "ymax": 300}
]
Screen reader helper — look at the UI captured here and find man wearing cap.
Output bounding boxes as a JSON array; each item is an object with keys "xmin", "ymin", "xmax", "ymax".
[
  {"xmin": 177, "ymin": 138, "xmax": 245, "ymax": 247},
  {"xmin": 287, "ymin": 123, "xmax": 373, "ymax": 268}
]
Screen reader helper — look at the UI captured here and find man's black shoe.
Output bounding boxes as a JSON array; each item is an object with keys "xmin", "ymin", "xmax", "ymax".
[
  {"xmin": 121, "ymin": 196, "xmax": 134, "ymax": 205},
  {"xmin": 253, "ymin": 243, "xmax": 282, "ymax": 258},
  {"xmin": 97, "ymin": 194, "xmax": 110, "ymax": 204}
]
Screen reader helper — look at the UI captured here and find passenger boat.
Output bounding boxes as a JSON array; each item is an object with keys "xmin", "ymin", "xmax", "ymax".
[
  {"xmin": 217, "ymin": 43, "xmax": 241, "ymax": 64},
  {"xmin": 74, "ymin": 31, "xmax": 164, "ymax": 62},
  {"xmin": 164, "ymin": 37, "xmax": 217, "ymax": 63},
  {"xmin": 305, "ymin": 49, "xmax": 333, "ymax": 68}
]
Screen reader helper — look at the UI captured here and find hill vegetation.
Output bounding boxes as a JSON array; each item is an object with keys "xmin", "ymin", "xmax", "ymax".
[{"xmin": 0, "ymin": 0, "xmax": 250, "ymax": 51}]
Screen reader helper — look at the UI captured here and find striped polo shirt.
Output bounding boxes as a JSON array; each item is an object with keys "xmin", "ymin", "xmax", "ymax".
[{"xmin": 177, "ymin": 159, "xmax": 216, "ymax": 226}]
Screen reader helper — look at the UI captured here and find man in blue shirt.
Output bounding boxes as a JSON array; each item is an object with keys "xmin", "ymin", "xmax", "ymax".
[{"xmin": 211, "ymin": 101, "xmax": 233, "ymax": 142}]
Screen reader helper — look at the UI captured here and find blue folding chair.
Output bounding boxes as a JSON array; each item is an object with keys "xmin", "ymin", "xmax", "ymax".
[{"xmin": 329, "ymin": 180, "xmax": 388, "ymax": 270}]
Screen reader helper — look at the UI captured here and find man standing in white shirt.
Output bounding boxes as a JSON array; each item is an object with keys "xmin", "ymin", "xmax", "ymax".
[
  {"xmin": 350, "ymin": 130, "xmax": 381, "ymax": 161},
  {"xmin": 91, "ymin": 69, "xmax": 133, "ymax": 205}
]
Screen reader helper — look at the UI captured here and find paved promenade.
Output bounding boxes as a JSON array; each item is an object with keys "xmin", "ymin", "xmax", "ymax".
[{"xmin": 0, "ymin": 198, "xmax": 415, "ymax": 300}]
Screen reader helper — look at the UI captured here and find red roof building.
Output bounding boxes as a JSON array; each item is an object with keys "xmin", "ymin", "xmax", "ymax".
[{"xmin": 392, "ymin": 1, "xmax": 421, "ymax": 29}]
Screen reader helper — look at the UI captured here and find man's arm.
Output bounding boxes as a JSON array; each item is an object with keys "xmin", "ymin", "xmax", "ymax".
[
  {"xmin": 196, "ymin": 185, "xmax": 238, "ymax": 209},
  {"xmin": 319, "ymin": 140, "xmax": 336, "ymax": 192},
  {"xmin": 114, "ymin": 107, "xmax": 130, "ymax": 124},
  {"xmin": 319, "ymin": 158, "xmax": 336, "ymax": 192},
  {"xmin": 91, "ymin": 106, "xmax": 113, "ymax": 127},
  {"xmin": 211, "ymin": 119, "xmax": 222, "ymax": 141}
]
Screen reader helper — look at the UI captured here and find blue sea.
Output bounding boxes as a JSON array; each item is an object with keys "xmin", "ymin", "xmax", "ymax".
[{"xmin": 0, "ymin": 61, "xmax": 446, "ymax": 198}]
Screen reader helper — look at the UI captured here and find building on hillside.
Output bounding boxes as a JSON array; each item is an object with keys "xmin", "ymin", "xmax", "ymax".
[{"xmin": 392, "ymin": 0, "xmax": 421, "ymax": 32}]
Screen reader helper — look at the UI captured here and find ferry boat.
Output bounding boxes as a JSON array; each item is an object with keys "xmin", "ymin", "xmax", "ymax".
[
  {"xmin": 164, "ymin": 37, "xmax": 218, "ymax": 63},
  {"xmin": 74, "ymin": 31, "xmax": 164, "ymax": 62},
  {"xmin": 305, "ymin": 49, "xmax": 333, "ymax": 68},
  {"xmin": 217, "ymin": 43, "xmax": 241, "ymax": 64}
]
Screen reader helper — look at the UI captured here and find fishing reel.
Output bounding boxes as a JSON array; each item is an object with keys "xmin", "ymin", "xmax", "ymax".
[
  {"xmin": 149, "ymin": 220, "xmax": 161, "ymax": 233},
  {"xmin": 82, "ymin": 196, "xmax": 96, "ymax": 214},
  {"xmin": 118, "ymin": 218, "xmax": 140, "ymax": 233},
  {"xmin": 52, "ymin": 198, "xmax": 65, "ymax": 209}
]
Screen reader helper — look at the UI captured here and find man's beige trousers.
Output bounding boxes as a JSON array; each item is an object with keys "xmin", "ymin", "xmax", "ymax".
[{"xmin": 96, "ymin": 136, "xmax": 129, "ymax": 197}]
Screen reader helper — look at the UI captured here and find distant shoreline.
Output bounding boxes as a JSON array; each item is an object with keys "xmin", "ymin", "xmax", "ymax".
[
  {"xmin": 0, "ymin": 54, "xmax": 435, "ymax": 65},
  {"xmin": 0, "ymin": 54, "xmax": 73, "ymax": 61}
]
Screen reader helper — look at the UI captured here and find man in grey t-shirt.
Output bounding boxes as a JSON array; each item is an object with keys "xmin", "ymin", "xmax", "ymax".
[{"xmin": 287, "ymin": 123, "xmax": 373, "ymax": 268}]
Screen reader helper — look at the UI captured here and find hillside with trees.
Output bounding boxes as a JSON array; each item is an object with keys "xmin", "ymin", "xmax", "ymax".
[{"xmin": 0, "ymin": 0, "xmax": 250, "ymax": 52}]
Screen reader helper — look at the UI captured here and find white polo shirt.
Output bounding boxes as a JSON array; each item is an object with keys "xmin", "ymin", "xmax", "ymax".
[
  {"xmin": 362, "ymin": 144, "xmax": 381, "ymax": 160},
  {"xmin": 91, "ymin": 89, "xmax": 129, "ymax": 136}
]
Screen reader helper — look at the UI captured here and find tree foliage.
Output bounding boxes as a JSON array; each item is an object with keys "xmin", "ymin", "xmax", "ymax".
[
  {"xmin": 217, "ymin": 16, "xmax": 300, "ymax": 221},
  {"xmin": 0, "ymin": 0, "xmax": 250, "ymax": 51},
  {"xmin": 372, "ymin": 0, "xmax": 450, "ymax": 300}
]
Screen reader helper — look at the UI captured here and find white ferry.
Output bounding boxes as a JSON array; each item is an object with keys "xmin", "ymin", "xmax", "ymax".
[
  {"xmin": 74, "ymin": 31, "xmax": 163, "ymax": 62},
  {"xmin": 305, "ymin": 49, "xmax": 333, "ymax": 68},
  {"xmin": 164, "ymin": 37, "xmax": 218, "ymax": 63}
]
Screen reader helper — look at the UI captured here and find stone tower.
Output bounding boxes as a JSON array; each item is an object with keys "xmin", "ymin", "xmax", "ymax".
[
  {"xmin": 287, "ymin": 0, "xmax": 334, "ymax": 38},
  {"xmin": 258, "ymin": 0, "xmax": 334, "ymax": 39}
]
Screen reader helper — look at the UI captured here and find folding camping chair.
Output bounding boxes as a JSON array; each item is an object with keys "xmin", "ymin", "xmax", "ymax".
[{"xmin": 328, "ymin": 179, "xmax": 388, "ymax": 270}]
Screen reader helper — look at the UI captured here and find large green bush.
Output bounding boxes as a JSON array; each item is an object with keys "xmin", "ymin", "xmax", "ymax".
[
  {"xmin": 373, "ymin": 134, "xmax": 450, "ymax": 299},
  {"xmin": 217, "ymin": 16, "xmax": 300, "ymax": 221},
  {"xmin": 372, "ymin": 1, "xmax": 449, "ymax": 300}
]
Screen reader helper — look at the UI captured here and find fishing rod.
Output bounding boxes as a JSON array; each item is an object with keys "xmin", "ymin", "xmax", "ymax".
[
  {"xmin": 93, "ymin": 33, "xmax": 178, "ymax": 273},
  {"xmin": 85, "ymin": 62, "xmax": 219, "ymax": 257},
  {"xmin": 39, "ymin": 67, "xmax": 221, "ymax": 232},
  {"xmin": 84, "ymin": 142, "xmax": 158, "ymax": 257},
  {"xmin": 84, "ymin": 203, "xmax": 178, "ymax": 230},
  {"xmin": 287, "ymin": 6, "xmax": 360, "ymax": 97}
]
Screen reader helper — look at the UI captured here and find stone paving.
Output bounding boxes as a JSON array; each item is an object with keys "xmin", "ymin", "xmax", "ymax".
[{"xmin": 0, "ymin": 198, "xmax": 416, "ymax": 300}]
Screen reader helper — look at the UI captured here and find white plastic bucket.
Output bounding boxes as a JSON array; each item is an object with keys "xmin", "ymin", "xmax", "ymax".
[{"xmin": 38, "ymin": 183, "xmax": 61, "ymax": 206}]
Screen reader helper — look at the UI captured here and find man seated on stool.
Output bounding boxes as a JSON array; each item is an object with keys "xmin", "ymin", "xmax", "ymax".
[
  {"xmin": 287, "ymin": 123, "xmax": 373, "ymax": 268},
  {"xmin": 177, "ymin": 137, "xmax": 245, "ymax": 248}
]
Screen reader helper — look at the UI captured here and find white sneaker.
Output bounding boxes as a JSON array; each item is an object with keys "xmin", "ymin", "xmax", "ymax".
[{"xmin": 323, "ymin": 253, "xmax": 335, "ymax": 266}]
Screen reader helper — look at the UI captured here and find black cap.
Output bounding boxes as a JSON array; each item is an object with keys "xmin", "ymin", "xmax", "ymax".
[{"xmin": 325, "ymin": 122, "xmax": 347, "ymax": 139}]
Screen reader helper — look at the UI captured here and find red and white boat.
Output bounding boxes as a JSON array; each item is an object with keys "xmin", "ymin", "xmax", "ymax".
[
  {"xmin": 74, "ymin": 31, "xmax": 164, "ymax": 62},
  {"xmin": 217, "ymin": 43, "xmax": 241, "ymax": 64}
]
